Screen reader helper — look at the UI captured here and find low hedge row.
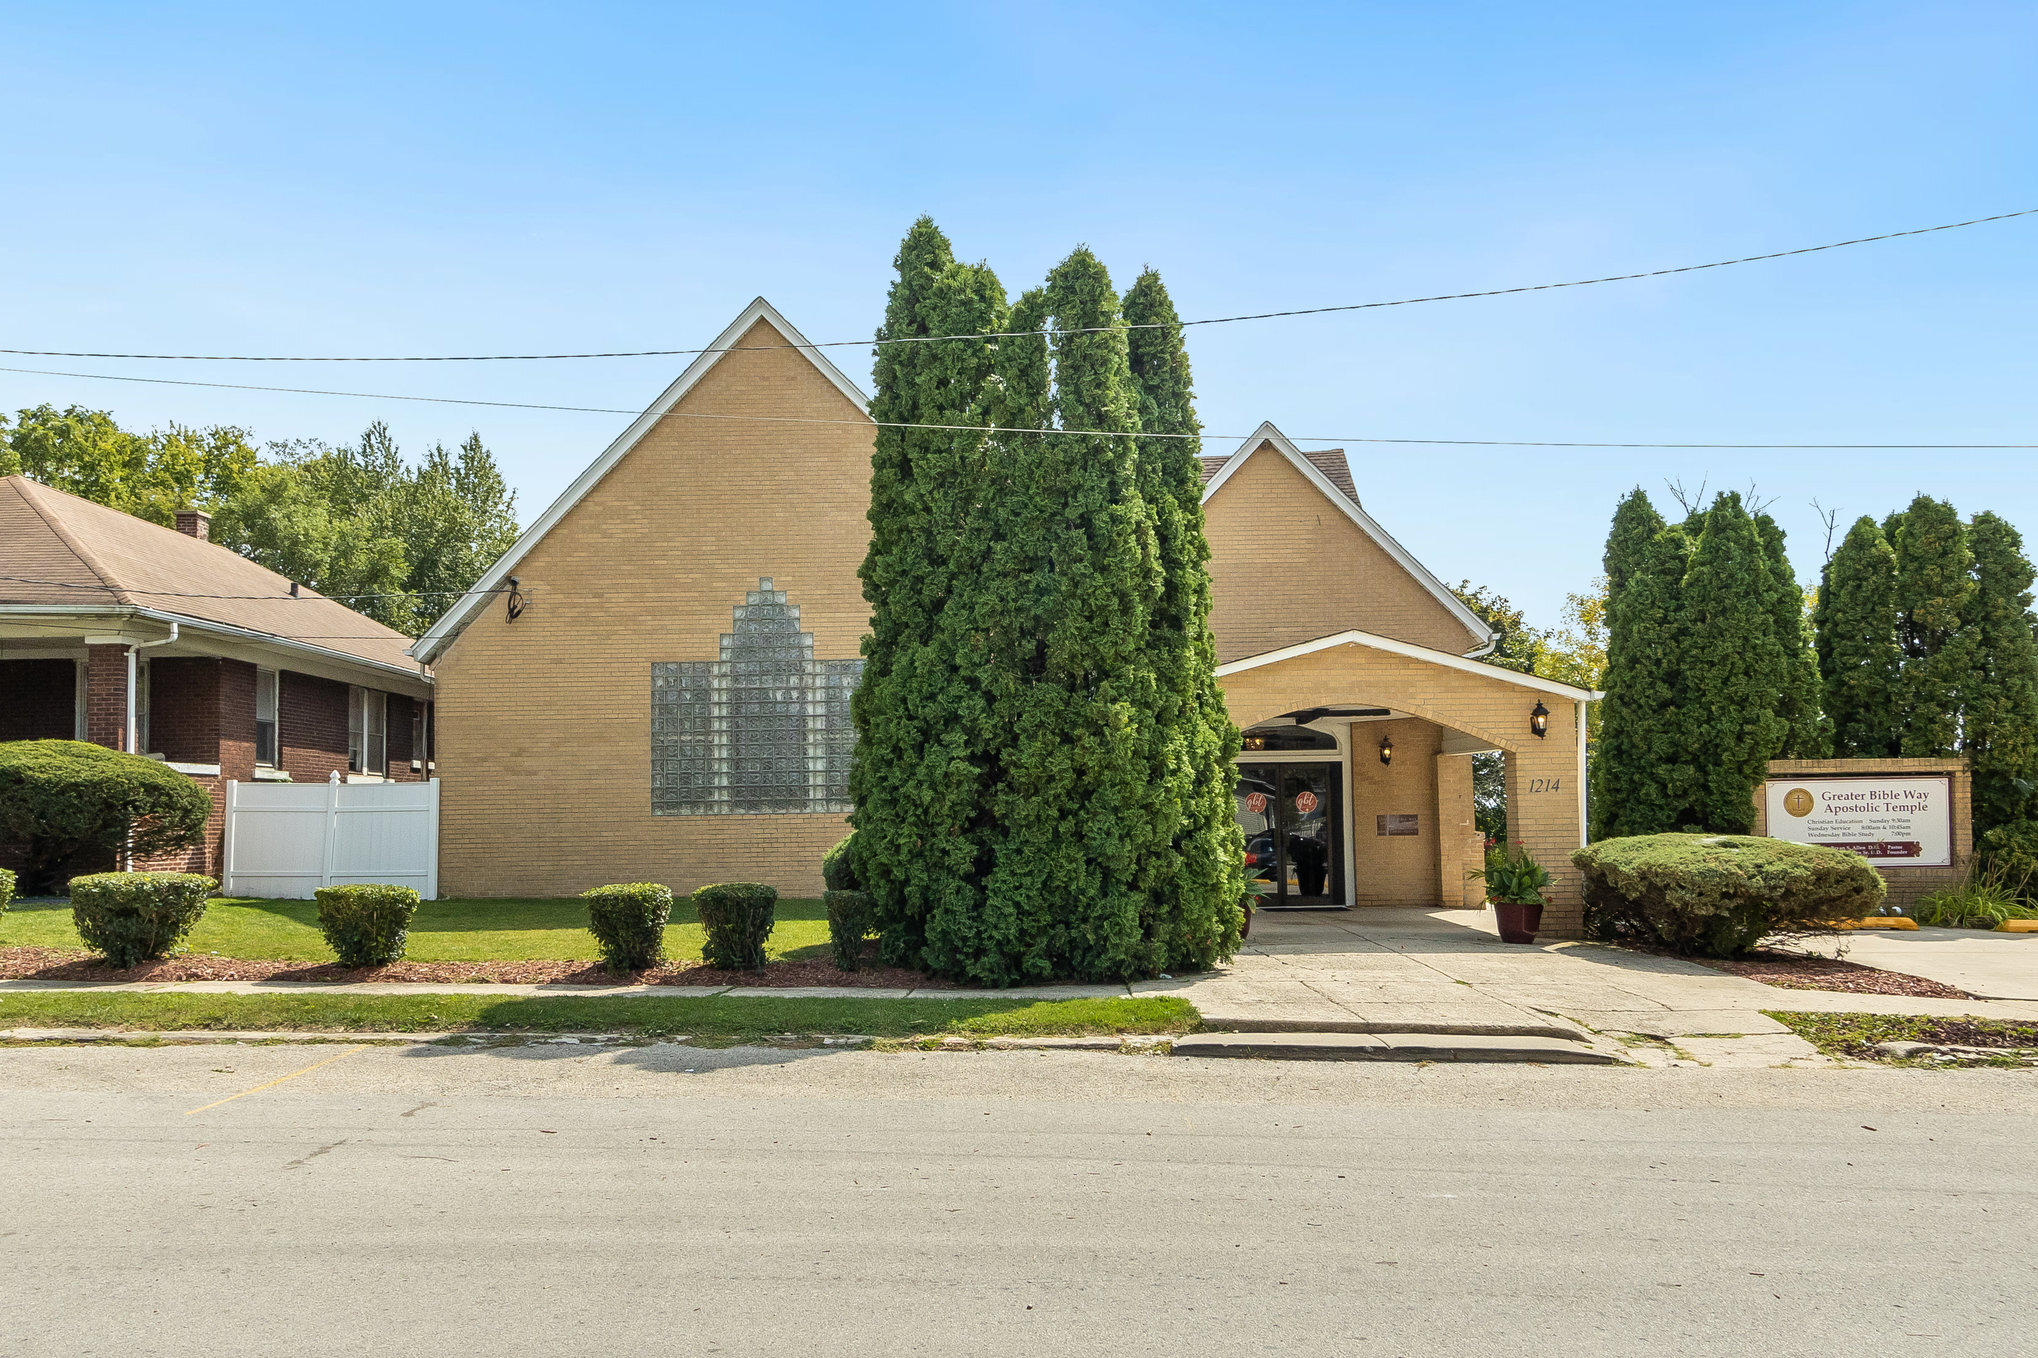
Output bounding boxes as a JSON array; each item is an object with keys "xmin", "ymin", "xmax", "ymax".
[
  {"xmin": 69, "ymin": 871, "xmax": 217, "ymax": 968},
  {"xmin": 1572, "ymin": 833, "xmax": 1883, "ymax": 958},
  {"xmin": 694, "ymin": 883, "xmax": 778, "ymax": 970},
  {"xmin": 582, "ymin": 883, "xmax": 674, "ymax": 973},
  {"xmin": 314, "ymin": 884, "xmax": 421, "ymax": 968}
]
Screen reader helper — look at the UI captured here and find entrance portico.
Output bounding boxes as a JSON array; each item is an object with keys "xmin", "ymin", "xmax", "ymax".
[{"xmin": 1219, "ymin": 628, "xmax": 1599, "ymax": 935}]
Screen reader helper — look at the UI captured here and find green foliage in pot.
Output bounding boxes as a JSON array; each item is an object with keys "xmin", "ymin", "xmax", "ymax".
[
  {"xmin": 825, "ymin": 888, "xmax": 874, "ymax": 970},
  {"xmin": 1470, "ymin": 841, "xmax": 1552, "ymax": 906},
  {"xmin": 0, "ymin": 740, "xmax": 212, "ymax": 894},
  {"xmin": 582, "ymin": 882, "xmax": 674, "ymax": 973},
  {"xmin": 314, "ymin": 883, "xmax": 421, "ymax": 968},
  {"xmin": 693, "ymin": 882, "xmax": 777, "ymax": 971},
  {"xmin": 69, "ymin": 871, "xmax": 216, "ymax": 968},
  {"xmin": 1572, "ymin": 833, "xmax": 1883, "ymax": 958}
]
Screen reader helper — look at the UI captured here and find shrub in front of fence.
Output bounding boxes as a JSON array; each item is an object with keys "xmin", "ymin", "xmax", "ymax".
[
  {"xmin": 825, "ymin": 889, "xmax": 873, "ymax": 971},
  {"xmin": 315, "ymin": 884, "xmax": 421, "ymax": 968},
  {"xmin": 69, "ymin": 871, "xmax": 217, "ymax": 968},
  {"xmin": 0, "ymin": 740, "xmax": 212, "ymax": 895},
  {"xmin": 582, "ymin": 883, "xmax": 674, "ymax": 973},
  {"xmin": 693, "ymin": 882, "xmax": 778, "ymax": 971}
]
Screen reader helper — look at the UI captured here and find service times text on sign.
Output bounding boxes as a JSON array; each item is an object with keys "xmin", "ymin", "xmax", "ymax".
[{"xmin": 1762, "ymin": 776, "xmax": 1953, "ymax": 868}]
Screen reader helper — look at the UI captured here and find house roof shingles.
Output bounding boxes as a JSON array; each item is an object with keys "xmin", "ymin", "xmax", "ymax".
[
  {"xmin": 0, "ymin": 474, "xmax": 419, "ymax": 671},
  {"xmin": 1200, "ymin": 446, "xmax": 1359, "ymax": 505}
]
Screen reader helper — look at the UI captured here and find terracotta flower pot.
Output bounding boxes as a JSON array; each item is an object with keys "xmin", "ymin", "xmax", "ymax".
[{"xmin": 1492, "ymin": 900, "xmax": 1544, "ymax": 944}]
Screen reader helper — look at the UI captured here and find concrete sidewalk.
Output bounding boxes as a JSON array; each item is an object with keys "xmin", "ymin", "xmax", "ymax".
[{"xmin": 1133, "ymin": 907, "xmax": 2038, "ymax": 1044}]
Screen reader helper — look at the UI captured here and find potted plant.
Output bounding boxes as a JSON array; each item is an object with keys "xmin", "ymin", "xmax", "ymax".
[
  {"xmin": 1241, "ymin": 880, "xmax": 1274, "ymax": 939},
  {"xmin": 1470, "ymin": 840, "xmax": 1553, "ymax": 944}
]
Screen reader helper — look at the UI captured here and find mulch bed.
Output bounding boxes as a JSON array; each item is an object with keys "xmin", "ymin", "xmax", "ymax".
[
  {"xmin": 1694, "ymin": 949, "xmax": 1972, "ymax": 1000},
  {"xmin": 0, "ymin": 945, "xmax": 948, "ymax": 990}
]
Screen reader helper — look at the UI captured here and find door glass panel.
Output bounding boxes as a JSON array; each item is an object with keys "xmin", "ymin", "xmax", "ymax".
[
  {"xmin": 1282, "ymin": 766, "xmax": 1335, "ymax": 904},
  {"xmin": 1235, "ymin": 764, "xmax": 1279, "ymax": 888}
]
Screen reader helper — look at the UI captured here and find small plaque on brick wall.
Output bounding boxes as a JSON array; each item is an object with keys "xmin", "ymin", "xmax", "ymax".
[{"xmin": 1376, "ymin": 813, "xmax": 1419, "ymax": 837}]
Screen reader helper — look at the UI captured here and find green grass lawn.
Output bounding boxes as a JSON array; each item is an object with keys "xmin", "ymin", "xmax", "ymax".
[
  {"xmin": 0, "ymin": 896, "xmax": 832, "ymax": 965},
  {"xmin": 0, "ymin": 991, "xmax": 1198, "ymax": 1041}
]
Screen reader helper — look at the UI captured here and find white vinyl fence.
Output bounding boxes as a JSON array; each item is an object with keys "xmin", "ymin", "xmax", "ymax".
[{"xmin": 221, "ymin": 773, "xmax": 439, "ymax": 899}]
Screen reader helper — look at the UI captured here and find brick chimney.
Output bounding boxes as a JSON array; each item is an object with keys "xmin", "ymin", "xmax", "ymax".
[{"xmin": 174, "ymin": 509, "xmax": 211, "ymax": 542}]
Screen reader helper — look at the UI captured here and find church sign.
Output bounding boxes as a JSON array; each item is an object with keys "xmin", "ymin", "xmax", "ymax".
[{"xmin": 1762, "ymin": 775, "xmax": 1954, "ymax": 868}]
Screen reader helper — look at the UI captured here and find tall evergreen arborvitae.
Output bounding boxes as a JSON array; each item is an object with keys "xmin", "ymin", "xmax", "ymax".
[
  {"xmin": 1813, "ymin": 515, "xmax": 1903, "ymax": 757},
  {"xmin": 1756, "ymin": 512, "xmax": 1828, "ymax": 758},
  {"xmin": 851, "ymin": 219, "xmax": 1009, "ymax": 968},
  {"xmin": 1961, "ymin": 511, "xmax": 2038, "ymax": 836},
  {"xmin": 942, "ymin": 249, "xmax": 1168, "ymax": 984},
  {"xmin": 1121, "ymin": 268, "xmax": 1246, "ymax": 970},
  {"xmin": 1681, "ymin": 492, "xmax": 1789, "ymax": 832},
  {"xmin": 1892, "ymin": 495, "xmax": 1977, "ymax": 756},
  {"xmin": 1593, "ymin": 497, "xmax": 1695, "ymax": 838}
]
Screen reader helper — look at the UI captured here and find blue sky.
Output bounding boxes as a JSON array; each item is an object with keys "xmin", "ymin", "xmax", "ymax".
[{"xmin": 3, "ymin": 2, "xmax": 2034, "ymax": 629}]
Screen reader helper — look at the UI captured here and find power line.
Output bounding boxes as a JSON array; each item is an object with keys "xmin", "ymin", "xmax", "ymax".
[
  {"xmin": 4, "ymin": 207, "xmax": 2032, "ymax": 363},
  {"xmin": 0, "ymin": 364, "xmax": 2029, "ymax": 449}
]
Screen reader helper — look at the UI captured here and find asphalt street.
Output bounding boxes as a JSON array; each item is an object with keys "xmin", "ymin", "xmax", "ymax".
[{"xmin": 3, "ymin": 1043, "xmax": 2033, "ymax": 1357}]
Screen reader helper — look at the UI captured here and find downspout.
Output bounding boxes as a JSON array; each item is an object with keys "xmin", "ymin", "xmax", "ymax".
[
  {"xmin": 1575, "ymin": 700, "xmax": 1588, "ymax": 847},
  {"xmin": 122, "ymin": 623, "xmax": 178, "ymax": 870}
]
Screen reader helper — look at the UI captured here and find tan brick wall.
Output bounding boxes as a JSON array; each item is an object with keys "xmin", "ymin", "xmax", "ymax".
[
  {"xmin": 1204, "ymin": 443, "xmax": 1479, "ymax": 662},
  {"xmin": 1222, "ymin": 645, "xmax": 1586, "ymax": 932},
  {"xmin": 1753, "ymin": 757, "xmax": 1973, "ymax": 911},
  {"xmin": 1344, "ymin": 718, "xmax": 1442, "ymax": 905},
  {"xmin": 433, "ymin": 318, "xmax": 874, "ymax": 899},
  {"xmin": 1434, "ymin": 752, "xmax": 1484, "ymax": 907}
]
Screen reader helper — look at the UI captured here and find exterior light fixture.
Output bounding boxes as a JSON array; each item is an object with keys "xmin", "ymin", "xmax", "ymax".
[
  {"xmin": 1530, "ymin": 700, "xmax": 1550, "ymax": 739},
  {"xmin": 1378, "ymin": 735, "xmax": 1394, "ymax": 766}
]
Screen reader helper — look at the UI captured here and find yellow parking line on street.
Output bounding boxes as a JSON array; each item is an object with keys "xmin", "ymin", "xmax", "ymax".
[{"xmin": 185, "ymin": 1046, "xmax": 367, "ymax": 1116}]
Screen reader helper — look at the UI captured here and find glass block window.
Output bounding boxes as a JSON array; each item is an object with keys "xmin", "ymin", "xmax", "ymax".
[{"xmin": 652, "ymin": 578, "xmax": 862, "ymax": 815}]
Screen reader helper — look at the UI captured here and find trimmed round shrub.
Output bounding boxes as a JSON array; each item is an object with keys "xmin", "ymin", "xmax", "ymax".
[
  {"xmin": 70, "ymin": 871, "xmax": 216, "ymax": 968},
  {"xmin": 315, "ymin": 884, "xmax": 421, "ymax": 968},
  {"xmin": 583, "ymin": 883, "xmax": 674, "ymax": 973},
  {"xmin": 825, "ymin": 889, "xmax": 874, "ymax": 971},
  {"xmin": 1572, "ymin": 833, "xmax": 1884, "ymax": 958},
  {"xmin": 822, "ymin": 832, "xmax": 861, "ymax": 892},
  {"xmin": 693, "ymin": 882, "xmax": 777, "ymax": 971},
  {"xmin": 0, "ymin": 740, "xmax": 212, "ymax": 895},
  {"xmin": 1978, "ymin": 820, "xmax": 2038, "ymax": 901}
]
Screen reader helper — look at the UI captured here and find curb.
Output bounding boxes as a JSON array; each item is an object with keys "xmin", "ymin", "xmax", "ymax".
[{"xmin": 1171, "ymin": 1031, "xmax": 1626, "ymax": 1064}]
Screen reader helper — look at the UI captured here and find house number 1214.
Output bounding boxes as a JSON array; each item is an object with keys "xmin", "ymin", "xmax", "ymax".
[{"xmin": 1528, "ymin": 777, "xmax": 1563, "ymax": 793}]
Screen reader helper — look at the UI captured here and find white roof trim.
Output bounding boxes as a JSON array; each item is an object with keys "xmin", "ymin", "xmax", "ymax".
[
  {"xmin": 412, "ymin": 297, "xmax": 871, "ymax": 663},
  {"xmin": 1216, "ymin": 627, "xmax": 1602, "ymax": 702},
  {"xmin": 1201, "ymin": 421, "xmax": 1495, "ymax": 655}
]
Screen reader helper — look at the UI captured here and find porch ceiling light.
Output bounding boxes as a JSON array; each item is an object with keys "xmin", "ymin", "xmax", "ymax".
[
  {"xmin": 1378, "ymin": 735, "xmax": 1393, "ymax": 766},
  {"xmin": 1530, "ymin": 700, "xmax": 1550, "ymax": 739}
]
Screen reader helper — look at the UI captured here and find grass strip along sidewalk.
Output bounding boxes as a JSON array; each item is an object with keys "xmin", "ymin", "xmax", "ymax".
[{"xmin": 0, "ymin": 992, "xmax": 1198, "ymax": 1042}]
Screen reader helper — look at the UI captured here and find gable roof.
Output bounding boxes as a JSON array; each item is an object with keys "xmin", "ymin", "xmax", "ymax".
[
  {"xmin": 1200, "ymin": 447, "xmax": 1358, "ymax": 505},
  {"xmin": 1216, "ymin": 627, "xmax": 1600, "ymax": 701},
  {"xmin": 0, "ymin": 474, "xmax": 420, "ymax": 673},
  {"xmin": 1200, "ymin": 422, "xmax": 1495, "ymax": 655},
  {"xmin": 411, "ymin": 297, "xmax": 872, "ymax": 664}
]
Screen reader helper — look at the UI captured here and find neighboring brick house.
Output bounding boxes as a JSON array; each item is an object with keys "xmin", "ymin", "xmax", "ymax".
[
  {"xmin": 416, "ymin": 297, "xmax": 1600, "ymax": 930},
  {"xmin": 0, "ymin": 475, "xmax": 434, "ymax": 879}
]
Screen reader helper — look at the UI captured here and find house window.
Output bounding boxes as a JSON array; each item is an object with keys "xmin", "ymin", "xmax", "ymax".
[
  {"xmin": 349, "ymin": 687, "xmax": 387, "ymax": 776},
  {"xmin": 411, "ymin": 703, "xmax": 427, "ymax": 770},
  {"xmin": 651, "ymin": 578, "xmax": 861, "ymax": 815},
  {"xmin": 255, "ymin": 668, "xmax": 279, "ymax": 767}
]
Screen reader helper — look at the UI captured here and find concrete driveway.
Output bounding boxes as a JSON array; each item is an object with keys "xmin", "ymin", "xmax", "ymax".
[
  {"xmin": 1137, "ymin": 906, "xmax": 2038, "ymax": 1041},
  {"xmin": 1792, "ymin": 926, "xmax": 2038, "ymax": 1001}
]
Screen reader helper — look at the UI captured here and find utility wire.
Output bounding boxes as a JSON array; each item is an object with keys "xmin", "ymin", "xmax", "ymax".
[
  {"xmin": 0, "ymin": 364, "xmax": 2029, "ymax": 449},
  {"xmin": 3, "ymin": 208, "xmax": 2032, "ymax": 363}
]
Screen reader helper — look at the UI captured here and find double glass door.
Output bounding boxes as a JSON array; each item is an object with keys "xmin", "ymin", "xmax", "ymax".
[{"xmin": 1235, "ymin": 762, "xmax": 1345, "ymax": 907}]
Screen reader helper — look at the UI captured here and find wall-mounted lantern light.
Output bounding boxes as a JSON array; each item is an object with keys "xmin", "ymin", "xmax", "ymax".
[
  {"xmin": 1378, "ymin": 735, "xmax": 1394, "ymax": 766},
  {"xmin": 506, "ymin": 575, "xmax": 528, "ymax": 623},
  {"xmin": 1530, "ymin": 700, "xmax": 1550, "ymax": 739}
]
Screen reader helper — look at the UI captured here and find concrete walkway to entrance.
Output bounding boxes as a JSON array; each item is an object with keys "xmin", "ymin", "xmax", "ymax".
[{"xmin": 1135, "ymin": 907, "xmax": 2038, "ymax": 1043}]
